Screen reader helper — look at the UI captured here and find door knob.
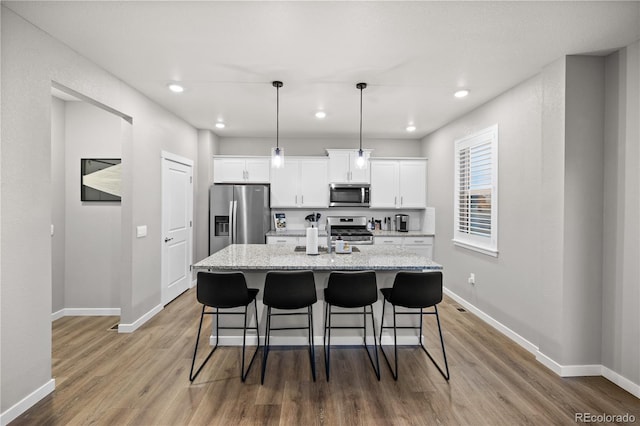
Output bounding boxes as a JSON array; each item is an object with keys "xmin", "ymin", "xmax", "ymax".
[{"xmin": 164, "ymin": 237, "xmax": 173, "ymax": 243}]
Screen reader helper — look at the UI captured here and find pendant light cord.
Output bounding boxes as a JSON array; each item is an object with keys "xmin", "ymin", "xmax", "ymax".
[
  {"xmin": 356, "ymin": 82, "xmax": 367, "ymax": 153},
  {"xmin": 359, "ymin": 86, "xmax": 363, "ymax": 151},
  {"xmin": 273, "ymin": 81, "xmax": 283, "ymax": 151}
]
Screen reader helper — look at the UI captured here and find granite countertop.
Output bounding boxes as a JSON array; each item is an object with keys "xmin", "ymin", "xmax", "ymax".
[
  {"xmin": 193, "ymin": 244, "xmax": 442, "ymax": 271},
  {"xmin": 266, "ymin": 229, "xmax": 328, "ymax": 237},
  {"xmin": 372, "ymin": 230, "xmax": 435, "ymax": 237}
]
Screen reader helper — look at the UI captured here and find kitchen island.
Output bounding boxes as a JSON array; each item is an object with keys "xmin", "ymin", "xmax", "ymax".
[{"xmin": 192, "ymin": 244, "xmax": 443, "ymax": 346}]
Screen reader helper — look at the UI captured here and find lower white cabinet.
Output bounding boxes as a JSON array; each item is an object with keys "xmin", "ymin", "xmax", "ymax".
[
  {"xmin": 266, "ymin": 236, "xmax": 300, "ymax": 245},
  {"xmin": 374, "ymin": 235, "xmax": 434, "ymax": 260}
]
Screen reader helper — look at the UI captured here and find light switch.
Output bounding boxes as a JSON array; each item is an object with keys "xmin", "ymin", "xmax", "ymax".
[
  {"xmin": 136, "ymin": 225, "xmax": 147, "ymax": 238},
  {"xmin": 51, "ymin": 224, "xmax": 55, "ymax": 236}
]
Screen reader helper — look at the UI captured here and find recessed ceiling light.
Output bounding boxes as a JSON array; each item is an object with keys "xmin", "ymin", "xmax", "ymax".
[
  {"xmin": 168, "ymin": 83, "xmax": 184, "ymax": 93},
  {"xmin": 215, "ymin": 122, "xmax": 225, "ymax": 129},
  {"xmin": 315, "ymin": 111, "xmax": 326, "ymax": 119},
  {"xmin": 406, "ymin": 125, "xmax": 416, "ymax": 132},
  {"xmin": 454, "ymin": 89, "xmax": 469, "ymax": 98}
]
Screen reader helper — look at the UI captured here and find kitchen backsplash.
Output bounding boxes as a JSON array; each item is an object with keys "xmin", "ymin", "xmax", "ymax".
[{"xmin": 271, "ymin": 207, "xmax": 435, "ymax": 233}]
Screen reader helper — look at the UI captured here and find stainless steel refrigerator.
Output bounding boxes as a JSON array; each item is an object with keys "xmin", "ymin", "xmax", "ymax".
[{"xmin": 209, "ymin": 184, "xmax": 271, "ymax": 254}]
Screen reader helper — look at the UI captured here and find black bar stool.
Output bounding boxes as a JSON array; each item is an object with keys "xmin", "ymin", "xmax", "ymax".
[
  {"xmin": 189, "ymin": 271, "xmax": 260, "ymax": 382},
  {"xmin": 261, "ymin": 270, "xmax": 317, "ymax": 384},
  {"xmin": 323, "ymin": 270, "xmax": 380, "ymax": 381},
  {"xmin": 379, "ymin": 271, "xmax": 450, "ymax": 381}
]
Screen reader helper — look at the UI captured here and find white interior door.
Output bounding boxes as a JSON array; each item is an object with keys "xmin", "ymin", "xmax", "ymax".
[{"xmin": 161, "ymin": 154, "xmax": 193, "ymax": 305}]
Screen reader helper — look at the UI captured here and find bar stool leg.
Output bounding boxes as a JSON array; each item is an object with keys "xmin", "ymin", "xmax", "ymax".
[
  {"xmin": 190, "ymin": 305, "xmax": 219, "ymax": 382},
  {"xmin": 420, "ymin": 305, "xmax": 450, "ymax": 380},
  {"xmin": 261, "ymin": 306, "xmax": 272, "ymax": 384},
  {"xmin": 379, "ymin": 300, "xmax": 400, "ymax": 380},
  {"xmin": 308, "ymin": 305, "xmax": 316, "ymax": 381},
  {"xmin": 323, "ymin": 303, "xmax": 332, "ymax": 381}
]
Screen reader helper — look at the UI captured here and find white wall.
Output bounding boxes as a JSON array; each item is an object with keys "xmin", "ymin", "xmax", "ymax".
[
  {"xmin": 63, "ymin": 101, "xmax": 122, "ymax": 310},
  {"xmin": 217, "ymin": 137, "xmax": 422, "ymax": 158},
  {"xmin": 1, "ymin": 7, "xmax": 200, "ymax": 417}
]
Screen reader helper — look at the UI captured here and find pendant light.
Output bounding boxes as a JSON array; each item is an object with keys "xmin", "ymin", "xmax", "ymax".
[
  {"xmin": 271, "ymin": 81, "xmax": 284, "ymax": 168},
  {"xmin": 355, "ymin": 82, "xmax": 367, "ymax": 169}
]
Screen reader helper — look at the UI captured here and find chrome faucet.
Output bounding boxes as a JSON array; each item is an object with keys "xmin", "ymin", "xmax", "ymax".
[{"xmin": 326, "ymin": 218, "xmax": 332, "ymax": 253}]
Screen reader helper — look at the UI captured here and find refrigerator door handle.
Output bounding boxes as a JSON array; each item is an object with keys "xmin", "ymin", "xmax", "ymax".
[
  {"xmin": 228, "ymin": 200, "xmax": 234, "ymax": 245},
  {"xmin": 232, "ymin": 200, "xmax": 238, "ymax": 244}
]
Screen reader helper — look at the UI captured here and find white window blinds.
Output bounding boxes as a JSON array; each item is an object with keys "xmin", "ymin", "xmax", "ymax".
[{"xmin": 454, "ymin": 125, "xmax": 498, "ymax": 256}]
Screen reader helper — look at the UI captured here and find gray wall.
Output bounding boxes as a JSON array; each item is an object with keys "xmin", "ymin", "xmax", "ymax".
[
  {"xmin": 422, "ymin": 49, "xmax": 639, "ymax": 388},
  {"xmin": 421, "ymin": 73, "xmax": 544, "ymax": 347},
  {"xmin": 1, "ymin": 7, "xmax": 199, "ymax": 414},
  {"xmin": 63, "ymin": 101, "xmax": 122, "ymax": 310},
  {"xmin": 51, "ymin": 97, "xmax": 66, "ymax": 314},
  {"xmin": 602, "ymin": 43, "xmax": 640, "ymax": 386},
  {"xmin": 217, "ymin": 137, "xmax": 422, "ymax": 158},
  {"xmin": 195, "ymin": 130, "xmax": 219, "ymax": 263}
]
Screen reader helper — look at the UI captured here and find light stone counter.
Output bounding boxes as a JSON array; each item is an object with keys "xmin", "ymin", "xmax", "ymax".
[{"xmin": 192, "ymin": 244, "xmax": 442, "ymax": 271}]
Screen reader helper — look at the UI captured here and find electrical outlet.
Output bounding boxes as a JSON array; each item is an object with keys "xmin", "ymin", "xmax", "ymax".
[{"xmin": 468, "ymin": 273, "xmax": 475, "ymax": 285}]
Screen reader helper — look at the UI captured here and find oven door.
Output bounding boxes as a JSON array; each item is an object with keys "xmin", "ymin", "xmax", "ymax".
[{"xmin": 329, "ymin": 184, "xmax": 370, "ymax": 207}]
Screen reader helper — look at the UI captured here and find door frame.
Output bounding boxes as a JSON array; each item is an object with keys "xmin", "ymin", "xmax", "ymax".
[{"xmin": 160, "ymin": 151, "xmax": 194, "ymax": 305}]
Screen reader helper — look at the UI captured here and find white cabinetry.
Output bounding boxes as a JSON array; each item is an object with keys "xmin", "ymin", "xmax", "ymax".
[
  {"xmin": 370, "ymin": 159, "xmax": 427, "ymax": 209},
  {"xmin": 327, "ymin": 149, "xmax": 372, "ymax": 183},
  {"xmin": 403, "ymin": 236, "xmax": 434, "ymax": 259},
  {"xmin": 266, "ymin": 236, "xmax": 300, "ymax": 245},
  {"xmin": 213, "ymin": 156, "xmax": 270, "ymax": 183},
  {"xmin": 270, "ymin": 158, "xmax": 329, "ymax": 208},
  {"xmin": 373, "ymin": 235, "xmax": 434, "ymax": 260}
]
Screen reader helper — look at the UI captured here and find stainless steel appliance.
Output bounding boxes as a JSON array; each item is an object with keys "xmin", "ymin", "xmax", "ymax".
[
  {"xmin": 209, "ymin": 184, "xmax": 271, "ymax": 254},
  {"xmin": 327, "ymin": 216, "xmax": 374, "ymax": 245},
  {"xmin": 395, "ymin": 214, "xmax": 409, "ymax": 232},
  {"xmin": 329, "ymin": 183, "xmax": 370, "ymax": 207}
]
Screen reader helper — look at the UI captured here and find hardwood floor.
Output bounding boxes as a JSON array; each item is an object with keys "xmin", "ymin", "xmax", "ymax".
[{"xmin": 13, "ymin": 288, "xmax": 639, "ymax": 425}]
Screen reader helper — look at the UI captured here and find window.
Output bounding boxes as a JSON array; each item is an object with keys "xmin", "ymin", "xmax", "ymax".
[{"xmin": 453, "ymin": 124, "xmax": 498, "ymax": 256}]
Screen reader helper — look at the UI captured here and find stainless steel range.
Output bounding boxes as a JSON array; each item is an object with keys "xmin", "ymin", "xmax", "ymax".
[{"xmin": 326, "ymin": 216, "xmax": 374, "ymax": 245}]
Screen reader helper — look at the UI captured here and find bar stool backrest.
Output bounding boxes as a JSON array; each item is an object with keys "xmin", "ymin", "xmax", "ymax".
[
  {"xmin": 326, "ymin": 271, "xmax": 377, "ymax": 307},
  {"xmin": 391, "ymin": 271, "xmax": 443, "ymax": 308},
  {"xmin": 264, "ymin": 270, "xmax": 317, "ymax": 309},
  {"xmin": 197, "ymin": 271, "xmax": 250, "ymax": 308}
]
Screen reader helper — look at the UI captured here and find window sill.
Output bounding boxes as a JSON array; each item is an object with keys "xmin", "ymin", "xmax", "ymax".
[{"xmin": 452, "ymin": 239, "xmax": 498, "ymax": 258}]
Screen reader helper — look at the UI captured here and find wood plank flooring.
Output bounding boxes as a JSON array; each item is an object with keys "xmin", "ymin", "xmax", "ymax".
[{"xmin": 13, "ymin": 288, "xmax": 639, "ymax": 425}]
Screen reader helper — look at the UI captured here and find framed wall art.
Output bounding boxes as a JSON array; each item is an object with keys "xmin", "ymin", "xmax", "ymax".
[{"xmin": 80, "ymin": 158, "xmax": 122, "ymax": 202}]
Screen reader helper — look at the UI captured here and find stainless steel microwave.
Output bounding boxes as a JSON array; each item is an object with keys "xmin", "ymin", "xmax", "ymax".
[{"xmin": 329, "ymin": 183, "xmax": 370, "ymax": 207}]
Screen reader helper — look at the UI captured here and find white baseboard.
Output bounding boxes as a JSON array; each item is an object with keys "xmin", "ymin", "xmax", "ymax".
[
  {"xmin": 0, "ymin": 378, "xmax": 55, "ymax": 426},
  {"xmin": 602, "ymin": 366, "xmax": 640, "ymax": 398},
  {"xmin": 444, "ymin": 287, "xmax": 639, "ymax": 400},
  {"xmin": 535, "ymin": 351, "xmax": 601, "ymax": 377},
  {"xmin": 51, "ymin": 308, "xmax": 120, "ymax": 321},
  {"xmin": 443, "ymin": 287, "xmax": 538, "ymax": 354},
  {"xmin": 118, "ymin": 304, "xmax": 163, "ymax": 333}
]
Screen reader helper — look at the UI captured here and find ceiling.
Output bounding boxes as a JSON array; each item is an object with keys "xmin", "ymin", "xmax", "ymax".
[{"xmin": 6, "ymin": 1, "xmax": 640, "ymax": 140}]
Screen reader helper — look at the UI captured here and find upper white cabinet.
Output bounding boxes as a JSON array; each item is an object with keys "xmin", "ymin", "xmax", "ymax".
[
  {"xmin": 271, "ymin": 157, "xmax": 329, "ymax": 208},
  {"xmin": 213, "ymin": 156, "xmax": 270, "ymax": 183},
  {"xmin": 327, "ymin": 149, "xmax": 372, "ymax": 183},
  {"xmin": 370, "ymin": 159, "xmax": 427, "ymax": 209}
]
